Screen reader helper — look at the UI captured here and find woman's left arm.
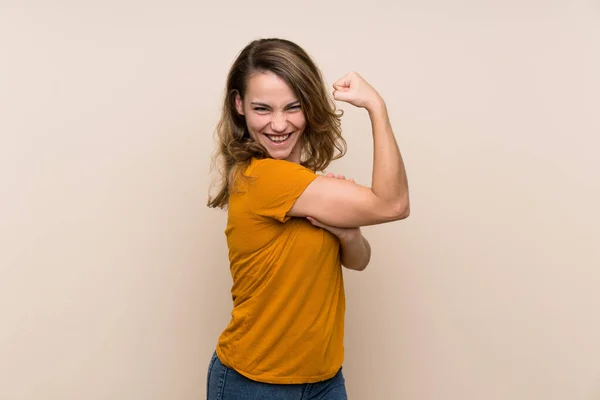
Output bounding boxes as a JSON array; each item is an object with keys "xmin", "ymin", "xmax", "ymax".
[
  {"xmin": 306, "ymin": 215, "xmax": 372, "ymax": 271},
  {"xmin": 339, "ymin": 231, "xmax": 371, "ymax": 271}
]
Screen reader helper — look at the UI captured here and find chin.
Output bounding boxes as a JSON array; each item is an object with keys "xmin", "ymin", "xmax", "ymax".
[
  {"xmin": 268, "ymin": 151, "xmax": 293, "ymax": 160},
  {"xmin": 264, "ymin": 144, "xmax": 293, "ymax": 159},
  {"xmin": 258, "ymin": 132, "xmax": 301, "ymax": 161}
]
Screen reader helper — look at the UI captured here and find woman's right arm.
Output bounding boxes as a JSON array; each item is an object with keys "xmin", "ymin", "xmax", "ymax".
[{"xmin": 288, "ymin": 72, "xmax": 410, "ymax": 228}]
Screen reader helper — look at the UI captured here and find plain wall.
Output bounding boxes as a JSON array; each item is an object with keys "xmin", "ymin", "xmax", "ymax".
[{"xmin": 1, "ymin": 1, "xmax": 599, "ymax": 399}]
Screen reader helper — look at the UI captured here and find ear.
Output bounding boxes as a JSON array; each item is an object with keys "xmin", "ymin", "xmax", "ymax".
[{"xmin": 234, "ymin": 92, "xmax": 245, "ymax": 116}]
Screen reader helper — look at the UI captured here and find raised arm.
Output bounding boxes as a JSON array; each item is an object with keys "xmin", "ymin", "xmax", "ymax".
[{"xmin": 288, "ymin": 72, "xmax": 410, "ymax": 228}]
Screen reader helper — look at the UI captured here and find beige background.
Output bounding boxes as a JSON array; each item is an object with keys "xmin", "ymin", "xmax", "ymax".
[{"xmin": 1, "ymin": 1, "xmax": 599, "ymax": 399}]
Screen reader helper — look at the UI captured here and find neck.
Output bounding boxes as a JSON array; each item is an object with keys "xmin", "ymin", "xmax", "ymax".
[
  {"xmin": 285, "ymin": 152, "xmax": 301, "ymax": 164},
  {"xmin": 284, "ymin": 143, "xmax": 302, "ymax": 164}
]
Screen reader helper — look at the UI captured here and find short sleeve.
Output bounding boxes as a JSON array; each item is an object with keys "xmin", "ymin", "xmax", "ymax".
[{"xmin": 246, "ymin": 158, "xmax": 317, "ymax": 223}]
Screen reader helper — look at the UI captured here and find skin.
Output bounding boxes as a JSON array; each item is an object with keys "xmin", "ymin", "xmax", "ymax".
[{"xmin": 235, "ymin": 71, "xmax": 306, "ymax": 164}]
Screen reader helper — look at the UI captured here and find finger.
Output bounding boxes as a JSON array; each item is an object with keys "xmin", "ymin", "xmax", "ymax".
[
  {"xmin": 306, "ymin": 216, "xmax": 322, "ymax": 227},
  {"xmin": 349, "ymin": 178, "xmax": 355, "ymax": 183},
  {"xmin": 333, "ymin": 83, "xmax": 350, "ymax": 91},
  {"xmin": 333, "ymin": 72, "xmax": 353, "ymax": 89},
  {"xmin": 326, "ymin": 172, "xmax": 335, "ymax": 178},
  {"xmin": 333, "ymin": 89, "xmax": 352, "ymax": 102},
  {"xmin": 337, "ymin": 174, "xmax": 345, "ymax": 180}
]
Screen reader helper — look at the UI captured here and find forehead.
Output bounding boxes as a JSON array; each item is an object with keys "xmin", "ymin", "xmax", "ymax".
[{"xmin": 244, "ymin": 71, "xmax": 297, "ymax": 103}]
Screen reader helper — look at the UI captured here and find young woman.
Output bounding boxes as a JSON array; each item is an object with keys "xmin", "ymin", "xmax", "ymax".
[{"xmin": 206, "ymin": 38, "xmax": 409, "ymax": 399}]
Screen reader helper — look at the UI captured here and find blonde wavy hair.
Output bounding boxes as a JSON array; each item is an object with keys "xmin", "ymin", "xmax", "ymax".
[{"xmin": 207, "ymin": 38, "xmax": 347, "ymax": 209}]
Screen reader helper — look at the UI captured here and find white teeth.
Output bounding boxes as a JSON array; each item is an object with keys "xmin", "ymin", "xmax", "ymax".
[{"xmin": 267, "ymin": 134, "xmax": 290, "ymax": 142}]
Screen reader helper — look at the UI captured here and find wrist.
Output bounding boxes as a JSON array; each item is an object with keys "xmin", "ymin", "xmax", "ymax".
[{"xmin": 365, "ymin": 95, "xmax": 386, "ymax": 115}]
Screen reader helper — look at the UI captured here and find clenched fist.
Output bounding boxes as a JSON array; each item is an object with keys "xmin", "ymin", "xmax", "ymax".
[{"xmin": 332, "ymin": 71, "xmax": 383, "ymax": 111}]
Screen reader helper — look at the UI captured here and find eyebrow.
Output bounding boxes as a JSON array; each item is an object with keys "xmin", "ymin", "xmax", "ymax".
[{"xmin": 250, "ymin": 101, "xmax": 300, "ymax": 108}]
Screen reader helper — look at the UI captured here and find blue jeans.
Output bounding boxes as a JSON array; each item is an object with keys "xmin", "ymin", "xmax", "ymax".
[{"xmin": 206, "ymin": 351, "xmax": 348, "ymax": 400}]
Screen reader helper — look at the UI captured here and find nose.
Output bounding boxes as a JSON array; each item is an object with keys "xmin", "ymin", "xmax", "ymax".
[{"xmin": 270, "ymin": 112, "xmax": 288, "ymax": 133}]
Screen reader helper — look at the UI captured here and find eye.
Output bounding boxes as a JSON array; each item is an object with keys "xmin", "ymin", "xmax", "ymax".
[
  {"xmin": 253, "ymin": 107, "xmax": 269, "ymax": 112},
  {"xmin": 288, "ymin": 105, "xmax": 301, "ymax": 111}
]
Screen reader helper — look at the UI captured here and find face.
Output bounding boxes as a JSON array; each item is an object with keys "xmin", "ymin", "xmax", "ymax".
[{"xmin": 235, "ymin": 71, "xmax": 306, "ymax": 163}]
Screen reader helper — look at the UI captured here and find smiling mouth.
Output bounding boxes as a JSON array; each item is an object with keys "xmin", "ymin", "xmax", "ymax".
[{"xmin": 265, "ymin": 133, "xmax": 292, "ymax": 143}]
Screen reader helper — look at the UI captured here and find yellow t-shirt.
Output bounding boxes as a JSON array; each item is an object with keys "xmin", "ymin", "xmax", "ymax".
[{"xmin": 215, "ymin": 157, "xmax": 346, "ymax": 384}]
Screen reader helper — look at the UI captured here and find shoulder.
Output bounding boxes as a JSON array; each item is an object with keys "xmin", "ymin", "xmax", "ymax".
[
  {"xmin": 246, "ymin": 158, "xmax": 316, "ymax": 177},
  {"xmin": 240, "ymin": 158, "xmax": 319, "ymax": 221}
]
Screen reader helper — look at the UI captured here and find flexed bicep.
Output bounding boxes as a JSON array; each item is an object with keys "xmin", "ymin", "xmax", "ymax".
[{"xmin": 287, "ymin": 175, "xmax": 407, "ymax": 228}]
